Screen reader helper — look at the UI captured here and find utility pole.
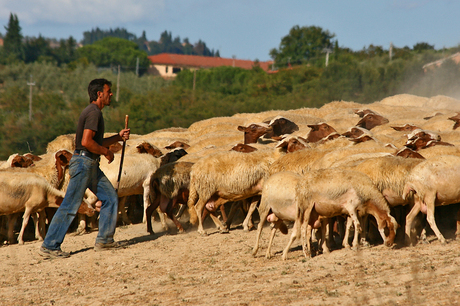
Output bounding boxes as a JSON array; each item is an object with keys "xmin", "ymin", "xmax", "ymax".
[
  {"xmin": 27, "ymin": 75, "xmax": 35, "ymax": 121},
  {"xmin": 116, "ymin": 65, "xmax": 120, "ymax": 102},
  {"xmin": 389, "ymin": 42, "xmax": 393, "ymax": 61},
  {"xmin": 193, "ymin": 69, "xmax": 196, "ymax": 91},
  {"xmin": 136, "ymin": 57, "xmax": 139, "ymax": 76},
  {"xmin": 322, "ymin": 47, "xmax": 333, "ymax": 67}
]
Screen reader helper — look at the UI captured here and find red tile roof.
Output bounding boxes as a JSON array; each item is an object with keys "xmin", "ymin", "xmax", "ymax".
[{"xmin": 148, "ymin": 53, "xmax": 273, "ymax": 72}]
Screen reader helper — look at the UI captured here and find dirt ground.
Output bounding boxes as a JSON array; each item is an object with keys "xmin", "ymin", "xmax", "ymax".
[{"xmin": 1, "ymin": 209, "xmax": 460, "ymax": 306}]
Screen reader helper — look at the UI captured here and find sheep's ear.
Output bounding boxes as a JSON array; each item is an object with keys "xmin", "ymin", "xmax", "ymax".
[
  {"xmin": 56, "ymin": 150, "xmax": 72, "ymax": 167},
  {"xmin": 237, "ymin": 126, "xmax": 246, "ymax": 132}
]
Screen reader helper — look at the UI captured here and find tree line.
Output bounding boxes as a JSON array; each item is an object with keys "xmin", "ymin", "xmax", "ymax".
[{"xmin": 0, "ymin": 13, "xmax": 218, "ymax": 71}]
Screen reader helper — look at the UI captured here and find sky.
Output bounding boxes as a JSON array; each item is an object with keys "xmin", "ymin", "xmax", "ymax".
[{"xmin": 0, "ymin": 0, "xmax": 459, "ymax": 62}]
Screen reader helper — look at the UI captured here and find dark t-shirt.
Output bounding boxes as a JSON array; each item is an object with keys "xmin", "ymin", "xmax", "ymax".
[{"xmin": 75, "ymin": 103, "xmax": 104, "ymax": 151}]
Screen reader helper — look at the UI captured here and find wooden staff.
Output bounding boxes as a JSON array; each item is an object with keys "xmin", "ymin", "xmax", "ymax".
[{"xmin": 115, "ymin": 115, "xmax": 129, "ymax": 193}]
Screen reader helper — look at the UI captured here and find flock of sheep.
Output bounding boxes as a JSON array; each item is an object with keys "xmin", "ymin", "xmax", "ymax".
[{"xmin": 2, "ymin": 93, "xmax": 460, "ymax": 260}]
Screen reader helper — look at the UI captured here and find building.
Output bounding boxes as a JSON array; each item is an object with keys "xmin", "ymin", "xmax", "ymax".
[
  {"xmin": 422, "ymin": 52, "xmax": 460, "ymax": 72},
  {"xmin": 148, "ymin": 53, "xmax": 274, "ymax": 78}
]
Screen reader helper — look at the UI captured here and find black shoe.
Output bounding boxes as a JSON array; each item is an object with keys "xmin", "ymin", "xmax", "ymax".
[
  {"xmin": 39, "ymin": 246, "xmax": 70, "ymax": 259},
  {"xmin": 94, "ymin": 241, "xmax": 128, "ymax": 252}
]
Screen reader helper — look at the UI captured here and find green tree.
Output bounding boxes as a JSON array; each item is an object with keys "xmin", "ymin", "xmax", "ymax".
[
  {"xmin": 413, "ymin": 42, "xmax": 435, "ymax": 53},
  {"xmin": 269, "ymin": 25, "xmax": 335, "ymax": 68},
  {"xmin": 3, "ymin": 13, "xmax": 24, "ymax": 63},
  {"xmin": 24, "ymin": 34, "xmax": 53, "ymax": 63},
  {"xmin": 76, "ymin": 37, "xmax": 150, "ymax": 71}
]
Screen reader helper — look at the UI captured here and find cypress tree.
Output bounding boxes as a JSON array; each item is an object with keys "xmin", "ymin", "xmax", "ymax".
[{"xmin": 3, "ymin": 13, "xmax": 24, "ymax": 62}]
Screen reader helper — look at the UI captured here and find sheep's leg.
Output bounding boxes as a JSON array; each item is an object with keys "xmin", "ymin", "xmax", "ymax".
[
  {"xmin": 75, "ymin": 214, "xmax": 87, "ymax": 235},
  {"xmin": 7, "ymin": 213, "xmax": 20, "ymax": 244},
  {"xmin": 282, "ymin": 219, "xmax": 299, "ymax": 261},
  {"xmin": 194, "ymin": 198, "xmax": 208, "ymax": 236},
  {"xmin": 165, "ymin": 197, "xmax": 185, "ymax": 233},
  {"xmin": 320, "ymin": 218, "xmax": 330, "ymax": 254},
  {"xmin": 456, "ymin": 209, "xmax": 460, "ymax": 236},
  {"xmin": 424, "ymin": 193, "xmax": 446, "ymax": 244},
  {"xmin": 146, "ymin": 194, "xmax": 161, "ymax": 235},
  {"xmin": 208, "ymin": 209, "xmax": 227, "ymax": 233},
  {"xmin": 31, "ymin": 213, "xmax": 40, "ymax": 240},
  {"xmin": 300, "ymin": 221, "xmax": 309, "ymax": 258},
  {"xmin": 252, "ymin": 198, "xmax": 269, "ymax": 257},
  {"xmin": 224, "ymin": 201, "xmax": 241, "ymax": 230},
  {"xmin": 142, "ymin": 179, "xmax": 151, "ymax": 223},
  {"xmin": 349, "ymin": 211, "xmax": 362, "ymax": 250},
  {"xmin": 343, "ymin": 216, "xmax": 353, "ymax": 249},
  {"xmin": 405, "ymin": 200, "xmax": 421, "ymax": 246},
  {"xmin": 18, "ymin": 208, "xmax": 33, "ymax": 245},
  {"xmin": 34, "ymin": 211, "xmax": 46, "ymax": 241},
  {"xmin": 118, "ymin": 196, "xmax": 132, "ymax": 225},
  {"xmin": 242, "ymin": 197, "xmax": 259, "ymax": 232},
  {"xmin": 265, "ymin": 225, "xmax": 277, "ymax": 259},
  {"xmin": 157, "ymin": 208, "xmax": 168, "ymax": 231},
  {"xmin": 175, "ymin": 204, "xmax": 187, "ymax": 219}
]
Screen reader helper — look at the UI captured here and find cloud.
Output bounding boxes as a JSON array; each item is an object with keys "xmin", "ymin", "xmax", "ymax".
[{"xmin": 0, "ymin": 0, "xmax": 165, "ymax": 25}]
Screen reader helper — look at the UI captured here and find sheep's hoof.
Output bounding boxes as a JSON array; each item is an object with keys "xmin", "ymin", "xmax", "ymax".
[
  {"xmin": 198, "ymin": 231, "xmax": 208, "ymax": 236},
  {"xmin": 220, "ymin": 228, "xmax": 229, "ymax": 234}
]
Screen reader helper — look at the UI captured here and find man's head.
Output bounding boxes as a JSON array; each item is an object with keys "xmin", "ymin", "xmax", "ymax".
[{"xmin": 88, "ymin": 78, "xmax": 112, "ymax": 103}]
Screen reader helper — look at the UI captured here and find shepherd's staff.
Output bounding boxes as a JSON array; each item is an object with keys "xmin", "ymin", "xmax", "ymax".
[{"xmin": 115, "ymin": 115, "xmax": 129, "ymax": 193}]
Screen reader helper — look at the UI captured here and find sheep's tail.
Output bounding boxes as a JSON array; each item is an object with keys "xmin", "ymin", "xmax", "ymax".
[{"xmin": 187, "ymin": 182, "xmax": 198, "ymax": 225}]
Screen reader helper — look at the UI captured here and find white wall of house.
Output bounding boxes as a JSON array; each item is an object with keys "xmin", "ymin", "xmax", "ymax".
[{"xmin": 152, "ymin": 64, "xmax": 183, "ymax": 78}]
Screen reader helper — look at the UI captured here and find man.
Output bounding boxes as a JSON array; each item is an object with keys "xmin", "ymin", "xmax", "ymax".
[{"xmin": 39, "ymin": 78, "xmax": 130, "ymax": 259}]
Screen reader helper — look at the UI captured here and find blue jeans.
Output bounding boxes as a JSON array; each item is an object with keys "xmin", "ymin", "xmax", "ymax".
[{"xmin": 42, "ymin": 154, "xmax": 118, "ymax": 250}]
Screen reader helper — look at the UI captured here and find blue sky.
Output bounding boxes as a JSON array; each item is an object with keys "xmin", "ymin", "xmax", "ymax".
[{"xmin": 1, "ymin": 0, "xmax": 459, "ymax": 61}]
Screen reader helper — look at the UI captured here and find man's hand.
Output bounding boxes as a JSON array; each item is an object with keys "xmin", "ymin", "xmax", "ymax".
[
  {"xmin": 119, "ymin": 128, "xmax": 130, "ymax": 141},
  {"xmin": 104, "ymin": 149, "xmax": 115, "ymax": 164}
]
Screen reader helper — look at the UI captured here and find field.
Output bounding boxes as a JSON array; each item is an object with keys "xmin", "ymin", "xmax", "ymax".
[{"xmin": 1, "ymin": 213, "xmax": 460, "ymax": 306}]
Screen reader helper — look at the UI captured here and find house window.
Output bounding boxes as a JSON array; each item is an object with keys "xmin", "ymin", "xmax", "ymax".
[
  {"xmin": 173, "ymin": 67, "xmax": 181, "ymax": 74},
  {"xmin": 165, "ymin": 66, "xmax": 169, "ymax": 73}
]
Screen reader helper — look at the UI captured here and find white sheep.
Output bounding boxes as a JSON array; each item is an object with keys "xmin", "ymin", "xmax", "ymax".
[
  {"xmin": 402, "ymin": 154, "xmax": 460, "ymax": 245},
  {"xmin": 252, "ymin": 171, "xmax": 301, "ymax": 259},
  {"xmin": 99, "ymin": 153, "xmax": 162, "ymax": 224},
  {"xmin": 282, "ymin": 168, "xmax": 397, "ymax": 260},
  {"xmin": 187, "ymin": 148, "xmax": 284, "ymax": 235},
  {"xmin": 0, "ymin": 171, "xmax": 94, "ymax": 244}
]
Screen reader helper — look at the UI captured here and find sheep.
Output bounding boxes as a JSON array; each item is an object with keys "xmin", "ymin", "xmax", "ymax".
[
  {"xmin": 402, "ymin": 155, "xmax": 460, "ymax": 245},
  {"xmin": 146, "ymin": 161, "xmax": 194, "ymax": 234},
  {"xmin": 187, "ymin": 148, "xmax": 284, "ymax": 235},
  {"xmin": 274, "ymin": 135, "xmax": 310, "ymax": 153},
  {"xmin": 311, "ymin": 145, "xmax": 394, "ymax": 170},
  {"xmin": 46, "ymin": 134, "xmax": 76, "ymax": 153},
  {"xmin": 0, "ymin": 153, "xmax": 35, "ymax": 169},
  {"xmin": 282, "ymin": 168, "xmax": 397, "ymax": 260},
  {"xmin": 304, "ymin": 122, "xmax": 338, "ymax": 143},
  {"xmin": 337, "ymin": 155, "xmax": 424, "ymax": 246},
  {"xmin": 268, "ymin": 147, "xmax": 337, "ymax": 176},
  {"xmin": 98, "ymin": 153, "xmax": 162, "ymax": 224},
  {"xmin": 237, "ymin": 123, "xmax": 273, "ymax": 144},
  {"xmin": 252, "ymin": 171, "xmax": 302, "ymax": 259},
  {"xmin": 4, "ymin": 149, "xmax": 73, "ymax": 190},
  {"xmin": 0, "ymin": 171, "xmax": 94, "ymax": 244}
]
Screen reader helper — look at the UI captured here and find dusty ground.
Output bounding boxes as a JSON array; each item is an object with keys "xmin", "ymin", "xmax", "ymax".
[{"xmin": 1, "ymin": 213, "xmax": 460, "ymax": 306}]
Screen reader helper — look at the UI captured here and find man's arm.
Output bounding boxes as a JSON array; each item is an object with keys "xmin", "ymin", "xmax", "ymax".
[
  {"xmin": 81, "ymin": 128, "xmax": 130, "ymax": 164},
  {"xmin": 102, "ymin": 129, "xmax": 130, "ymax": 147}
]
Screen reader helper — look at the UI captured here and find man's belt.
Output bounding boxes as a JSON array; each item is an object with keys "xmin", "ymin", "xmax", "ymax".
[{"xmin": 74, "ymin": 149, "xmax": 100, "ymax": 160}]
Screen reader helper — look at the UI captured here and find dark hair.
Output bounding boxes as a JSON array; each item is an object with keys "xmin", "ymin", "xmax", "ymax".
[{"xmin": 88, "ymin": 78, "xmax": 112, "ymax": 103}]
